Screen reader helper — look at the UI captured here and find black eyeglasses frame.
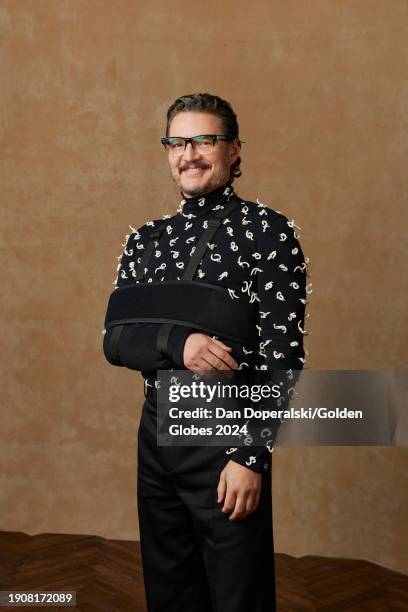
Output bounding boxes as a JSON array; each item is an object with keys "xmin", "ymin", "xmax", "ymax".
[{"xmin": 160, "ymin": 134, "xmax": 243, "ymax": 152}]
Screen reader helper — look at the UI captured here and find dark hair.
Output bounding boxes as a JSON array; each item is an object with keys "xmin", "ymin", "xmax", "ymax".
[{"xmin": 165, "ymin": 93, "xmax": 242, "ymax": 182}]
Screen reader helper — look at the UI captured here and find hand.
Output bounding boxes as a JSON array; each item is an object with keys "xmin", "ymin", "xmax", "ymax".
[
  {"xmin": 183, "ymin": 333, "xmax": 238, "ymax": 372},
  {"xmin": 217, "ymin": 460, "xmax": 262, "ymax": 521}
]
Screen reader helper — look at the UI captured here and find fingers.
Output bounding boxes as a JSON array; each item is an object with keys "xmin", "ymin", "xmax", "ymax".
[
  {"xmin": 193, "ymin": 343, "xmax": 237, "ymax": 371},
  {"xmin": 191, "ymin": 357, "xmax": 216, "ymax": 372},
  {"xmin": 212, "ymin": 338, "xmax": 233, "ymax": 351},
  {"xmin": 217, "ymin": 471, "xmax": 227, "ymax": 503},
  {"xmin": 245, "ymin": 491, "xmax": 259, "ymax": 515},
  {"xmin": 228, "ymin": 495, "xmax": 247, "ymax": 522},
  {"xmin": 185, "ymin": 333, "xmax": 238, "ymax": 372},
  {"xmin": 219, "ymin": 462, "xmax": 262, "ymax": 521},
  {"xmin": 207, "ymin": 341, "xmax": 238, "ymax": 370},
  {"xmin": 221, "ymin": 488, "xmax": 237, "ymax": 516},
  {"xmin": 202, "ymin": 349, "xmax": 236, "ymax": 371},
  {"xmin": 254, "ymin": 487, "xmax": 261, "ymax": 511},
  {"xmin": 221, "ymin": 483, "xmax": 252, "ymax": 522},
  {"xmin": 226, "ymin": 491, "xmax": 260, "ymax": 522}
]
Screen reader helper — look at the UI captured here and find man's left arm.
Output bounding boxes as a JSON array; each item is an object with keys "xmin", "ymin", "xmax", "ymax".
[{"xmin": 228, "ymin": 212, "xmax": 308, "ymax": 472}]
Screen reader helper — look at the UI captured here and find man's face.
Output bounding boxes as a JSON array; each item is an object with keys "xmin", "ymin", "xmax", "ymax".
[{"xmin": 166, "ymin": 111, "xmax": 240, "ymax": 198}]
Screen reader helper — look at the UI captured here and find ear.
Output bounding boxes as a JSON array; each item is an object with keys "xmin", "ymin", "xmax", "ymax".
[{"xmin": 229, "ymin": 138, "xmax": 240, "ymax": 165}]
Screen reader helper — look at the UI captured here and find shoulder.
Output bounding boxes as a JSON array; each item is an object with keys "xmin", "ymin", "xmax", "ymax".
[
  {"xmin": 123, "ymin": 216, "xmax": 169, "ymax": 246},
  {"xmin": 233, "ymin": 194, "xmax": 298, "ymax": 237}
]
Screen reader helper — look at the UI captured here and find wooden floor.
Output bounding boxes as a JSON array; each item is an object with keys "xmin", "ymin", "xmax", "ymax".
[{"xmin": 0, "ymin": 532, "xmax": 407, "ymax": 611}]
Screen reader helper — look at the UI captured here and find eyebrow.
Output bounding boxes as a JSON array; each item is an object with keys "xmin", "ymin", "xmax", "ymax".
[{"xmin": 166, "ymin": 134, "xmax": 220, "ymax": 138}]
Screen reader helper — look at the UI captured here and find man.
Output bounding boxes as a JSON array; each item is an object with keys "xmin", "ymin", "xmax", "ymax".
[{"xmin": 103, "ymin": 93, "xmax": 307, "ymax": 612}]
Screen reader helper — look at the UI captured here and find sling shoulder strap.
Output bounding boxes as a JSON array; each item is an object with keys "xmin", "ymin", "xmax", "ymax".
[
  {"xmin": 182, "ymin": 195, "xmax": 240, "ymax": 281},
  {"xmin": 134, "ymin": 194, "xmax": 241, "ymax": 283}
]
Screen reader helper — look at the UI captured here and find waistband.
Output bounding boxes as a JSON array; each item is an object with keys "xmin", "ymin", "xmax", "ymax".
[{"xmin": 144, "ymin": 380, "xmax": 158, "ymax": 404}]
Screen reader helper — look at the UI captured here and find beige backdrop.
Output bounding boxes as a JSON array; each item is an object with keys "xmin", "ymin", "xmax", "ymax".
[{"xmin": 1, "ymin": 1, "xmax": 407, "ymax": 575}]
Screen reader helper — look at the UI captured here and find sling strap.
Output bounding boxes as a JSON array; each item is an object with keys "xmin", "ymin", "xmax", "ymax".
[
  {"xmin": 133, "ymin": 194, "xmax": 240, "ymax": 283},
  {"xmin": 107, "ymin": 323, "xmax": 124, "ymax": 365},
  {"xmin": 182, "ymin": 196, "xmax": 240, "ymax": 280},
  {"xmin": 156, "ymin": 322, "xmax": 176, "ymax": 359}
]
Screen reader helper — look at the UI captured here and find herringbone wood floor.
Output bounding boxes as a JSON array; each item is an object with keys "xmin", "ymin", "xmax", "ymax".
[{"xmin": 0, "ymin": 532, "xmax": 406, "ymax": 611}]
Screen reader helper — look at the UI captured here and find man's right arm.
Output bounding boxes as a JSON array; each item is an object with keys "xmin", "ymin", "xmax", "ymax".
[{"xmin": 102, "ymin": 228, "xmax": 194, "ymax": 372}]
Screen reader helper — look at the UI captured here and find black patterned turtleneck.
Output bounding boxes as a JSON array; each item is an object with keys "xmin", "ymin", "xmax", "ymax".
[
  {"xmin": 178, "ymin": 180, "xmax": 234, "ymax": 215},
  {"xmin": 103, "ymin": 179, "xmax": 308, "ymax": 472}
]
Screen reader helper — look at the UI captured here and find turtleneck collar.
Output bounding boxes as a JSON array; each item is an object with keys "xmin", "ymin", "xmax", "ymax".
[{"xmin": 177, "ymin": 180, "xmax": 235, "ymax": 216}]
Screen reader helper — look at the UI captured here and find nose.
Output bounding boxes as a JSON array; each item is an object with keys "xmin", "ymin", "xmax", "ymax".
[{"xmin": 182, "ymin": 141, "xmax": 201, "ymax": 162}]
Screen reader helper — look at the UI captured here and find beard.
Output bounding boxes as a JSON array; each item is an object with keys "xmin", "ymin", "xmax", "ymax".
[{"xmin": 173, "ymin": 165, "xmax": 230, "ymax": 198}]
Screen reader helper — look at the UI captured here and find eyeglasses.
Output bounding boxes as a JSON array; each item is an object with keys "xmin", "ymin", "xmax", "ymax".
[{"xmin": 161, "ymin": 134, "xmax": 232, "ymax": 157}]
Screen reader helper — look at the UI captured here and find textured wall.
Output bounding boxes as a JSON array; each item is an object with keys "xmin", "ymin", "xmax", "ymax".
[{"xmin": 1, "ymin": 1, "xmax": 407, "ymax": 574}]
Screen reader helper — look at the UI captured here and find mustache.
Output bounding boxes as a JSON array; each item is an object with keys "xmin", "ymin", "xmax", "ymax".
[{"xmin": 180, "ymin": 163, "xmax": 211, "ymax": 173}]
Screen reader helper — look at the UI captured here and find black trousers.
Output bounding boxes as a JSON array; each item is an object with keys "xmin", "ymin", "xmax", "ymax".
[{"xmin": 137, "ymin": 396, "xmax": 277, "ymax": 612}]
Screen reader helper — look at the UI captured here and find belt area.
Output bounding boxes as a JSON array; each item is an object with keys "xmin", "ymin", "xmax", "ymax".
[{"xmin": 144, "ymin": 382, "xmax": 157, "ymax": 404}]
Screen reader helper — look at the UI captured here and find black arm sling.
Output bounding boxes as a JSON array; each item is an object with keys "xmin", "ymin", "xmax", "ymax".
[{"xmin": 104, "ymin": 194, "xmax": 259, "ymax": 363}]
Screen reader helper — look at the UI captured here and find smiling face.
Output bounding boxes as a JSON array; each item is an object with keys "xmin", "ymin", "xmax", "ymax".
[{"xmin": 166, "ymin": 111, "xmax": 240, "ymax": 198}]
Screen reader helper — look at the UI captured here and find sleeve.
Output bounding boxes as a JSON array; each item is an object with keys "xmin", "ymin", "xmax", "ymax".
[
  {"xmin": 229, "ymin": 212, "xmax": 308, "ymax": 472},
  {"xmin": 102, "ymin": 228, "xmax": 194, "ymax": 371}
]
